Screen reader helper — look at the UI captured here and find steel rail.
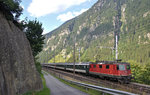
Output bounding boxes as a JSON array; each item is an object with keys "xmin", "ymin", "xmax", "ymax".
[{"xmin": 63, "ymin": 78, "xmax": 137, "ymax": 95}]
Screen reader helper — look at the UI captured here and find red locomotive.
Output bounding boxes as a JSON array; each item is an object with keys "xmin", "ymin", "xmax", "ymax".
[{"xmin": 89, "ymin": 61, "xmax": 132, "ymax": 83}]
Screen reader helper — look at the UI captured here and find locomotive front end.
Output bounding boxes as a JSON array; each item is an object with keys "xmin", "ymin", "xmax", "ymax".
[{"xmin": 117, "ymin": 63, "xmax": 132, "ymax": 83}]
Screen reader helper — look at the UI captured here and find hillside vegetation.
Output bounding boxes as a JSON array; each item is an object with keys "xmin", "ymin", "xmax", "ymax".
[
  {"xmin": 38, "ymin": 0, "xmax": 150, "ymax": 84},
  {"xmin": 39, "ymin": 0, "xmax": 150, "ymax": 64}
]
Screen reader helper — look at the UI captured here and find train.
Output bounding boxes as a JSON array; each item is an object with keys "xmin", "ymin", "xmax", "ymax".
[{"xmin": 43, "ymin": 61, "xmax": 132, "ymax": 83}]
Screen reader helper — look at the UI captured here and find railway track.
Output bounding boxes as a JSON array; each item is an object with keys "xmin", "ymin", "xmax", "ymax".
[{"xmin": 43, "ymin": 67, "xmax": 150, "ymax": 95}]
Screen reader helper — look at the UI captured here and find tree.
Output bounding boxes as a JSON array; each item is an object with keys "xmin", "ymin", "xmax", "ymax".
[
  {"xmin": 25, "ymin": 19, "xmax": 45, "ymax": 57},
  {"xmin": 24, "ymin": 19, "xmax": 45, "ymax": 74},
  {"xmin": 0, "ymin": 0, "xmax": 23, "ymax": 30},
  {"xmin": 0, "ymin": 0, "xmax": 23, "ymax": 21}
]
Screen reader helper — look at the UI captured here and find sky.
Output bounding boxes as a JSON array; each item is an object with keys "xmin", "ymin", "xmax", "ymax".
[{"xmin": 20, "ymin": 0, "xmax": 98, "ymax": 34}]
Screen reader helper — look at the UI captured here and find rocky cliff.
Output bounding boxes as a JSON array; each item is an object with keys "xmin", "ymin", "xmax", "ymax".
[{"xmin": 0, "ymin": 11, "xmax": 42, "ymax": 95}]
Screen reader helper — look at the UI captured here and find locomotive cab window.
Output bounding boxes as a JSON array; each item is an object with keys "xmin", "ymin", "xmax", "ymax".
[
  {"xmin": 118, "ymin": 65, "xmax": 125, "ymax": 70},
  {"xmin": 94, "ymin": 65, "xmax": 96, "ymax": 68},
  {"xmin": 106, "ymin": 65, "xmax": 109, "ymax": 69},
  {"xmin": 99, "ymin": 65, "xmax": 102, "ymax": 68}
]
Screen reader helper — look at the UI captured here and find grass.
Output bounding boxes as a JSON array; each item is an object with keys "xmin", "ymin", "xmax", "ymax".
[
  {"xmin": 23, "ymin": 73, "xmax": 50, "ymax": 95},
  {"xmin": 49, "ymin": 71, "xmax": 110, "ymax": 95}
]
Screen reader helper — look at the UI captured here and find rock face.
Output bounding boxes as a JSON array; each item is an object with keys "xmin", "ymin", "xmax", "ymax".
[{"xmin": 0, "ymin": 12, "xmax": 43, "ymax": 95}]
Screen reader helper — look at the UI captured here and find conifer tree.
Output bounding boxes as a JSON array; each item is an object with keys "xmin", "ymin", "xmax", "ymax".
[{"xmin": 24, "ymin": 19, "xmax": 45, "ymax": 57}]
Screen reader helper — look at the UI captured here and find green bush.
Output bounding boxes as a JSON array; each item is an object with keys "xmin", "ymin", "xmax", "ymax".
[
  {"xmin": 128, "ymin": 60, "xmax": 150, "ymax": 85},
  {"xmin": 35, "ymin": 61, "xmax": 42, "ymax": 74}
]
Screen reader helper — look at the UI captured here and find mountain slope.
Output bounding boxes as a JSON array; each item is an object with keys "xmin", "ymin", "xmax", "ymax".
[{"xmin": 38, "ymin": 0, "xmax": 150, "ymax": 65}]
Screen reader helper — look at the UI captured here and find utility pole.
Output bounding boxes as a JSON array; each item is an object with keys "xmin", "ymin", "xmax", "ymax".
[
  {"xmin": 65, "ymin": 49, "xmax": 66, "ymax": 63},
  {"xmin": 59, "ymin": 53, "xmax": 60, "ymax": 63},
  {"xmin": 115, "ymin": 34, "xmax": 118, "ymax": 60},
  {"xmin": 53, "ymin": 48, "xmax": 55, "ymax": 63},
  {"xmin": 64, "ymin": 40, "xmax": 67, "ymax": 63},
  {"xmin": 78, "ymin": 47, "xmax": 81, "ymax": 64},
  {"xmin": 73, "ymin": 37, "xmax": 76, "ymax": 79},
  {"xmin": 114, "ymin": 0, "xmax": 120, "ymax": 61},
  {"xmin": 65, "ymin": 54, "xmax": 66, "ymax": 63},
  {"xmin": 47, "ymin": 52, "xmax": 48, "ymax": 63}
]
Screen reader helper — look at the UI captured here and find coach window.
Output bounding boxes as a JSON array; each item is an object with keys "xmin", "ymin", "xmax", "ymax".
[
  {"xmin": 75, "ymin": 65, "xmax": 78, "ymax": 69},
  {"xmin": 94, "ymin": 65, "xmax": 96, "ymax": 68},
  {"xmin": 99, "ymin": 65, "xmax": 102, "ymax": 68},
  {"xmin": 87, "ymin": 65, "xmax": 89, "ymax": 68},
  {"xmin": 106, "ymin": 65, "xmax": 109, "ymax": 69}
]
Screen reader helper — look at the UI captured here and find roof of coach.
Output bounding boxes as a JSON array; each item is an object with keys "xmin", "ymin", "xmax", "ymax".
[{"xmin": 45, "ymin": 62, "xmax": 91, "ymax": 65}]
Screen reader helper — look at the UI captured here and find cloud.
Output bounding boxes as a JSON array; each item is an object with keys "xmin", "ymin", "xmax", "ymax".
[
  {"xmin": 57, "ymin": 12, "xmax": 74, "ymax": 22},
  {"xmin": 57, "ymin": 8, "xmax": 88, "ymax": 22},
  {"xmin": 28, "ymin": 0, "xmax": 90, "ymax": 17}
]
